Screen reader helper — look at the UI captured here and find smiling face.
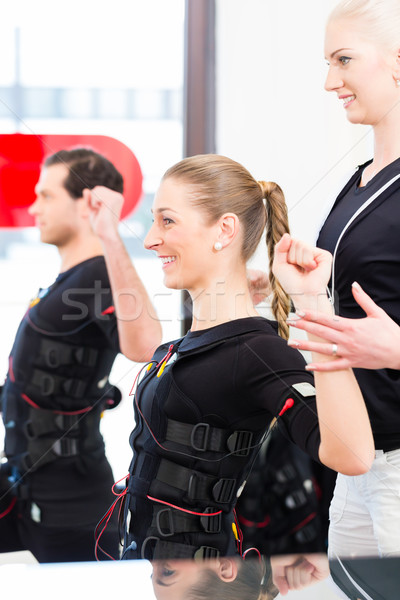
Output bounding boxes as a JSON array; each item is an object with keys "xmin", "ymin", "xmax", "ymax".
[
  {"xmin": 144, "ymin": 177, "xmax": 221, "ymax": 293},
  {"xmin": 324, "ymin": 18, "xmax": 399, "ymax": 126},
  {"xmin": 29, "ymin": 164, "xmax": 84, "ymax": 248}
]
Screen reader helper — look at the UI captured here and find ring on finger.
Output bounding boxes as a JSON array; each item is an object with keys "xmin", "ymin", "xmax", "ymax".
[{"xmin": 332, "ymin": 343, "xmax": 338, "ymax": 357}]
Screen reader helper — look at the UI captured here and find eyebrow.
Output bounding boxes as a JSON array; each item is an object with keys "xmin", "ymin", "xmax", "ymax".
[
  {"xmin": 327, "ymin": 47, "xmax": 353, "ymax": 60},
  {"xmin": 151, "ymin": 207, "xmax": 179, "ymax": 214}
]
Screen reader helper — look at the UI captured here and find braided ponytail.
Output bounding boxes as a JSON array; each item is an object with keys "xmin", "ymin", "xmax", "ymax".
[{"xmin": 258, "ymin": 181, "xmax": 291, "ymax": 340}]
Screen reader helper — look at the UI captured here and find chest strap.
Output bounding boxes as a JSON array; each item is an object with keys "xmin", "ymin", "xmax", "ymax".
[{"xmin": 165, "ymin": 418, "xmax": 253, "ymax": 456}]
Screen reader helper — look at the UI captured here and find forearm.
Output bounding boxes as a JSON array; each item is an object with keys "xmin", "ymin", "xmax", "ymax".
[
  {"xmin": 100, "ymin": 231, "xmax": 162, "ymax": 362},
  {"xmin": 294, "ymin": 295, "xmax": 374, "ymax": 474}
]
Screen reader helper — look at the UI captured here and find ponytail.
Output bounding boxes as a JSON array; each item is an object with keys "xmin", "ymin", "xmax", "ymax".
[{"xmin": 258, "ymin": 181, "xmax": 291, "ymax": 340}]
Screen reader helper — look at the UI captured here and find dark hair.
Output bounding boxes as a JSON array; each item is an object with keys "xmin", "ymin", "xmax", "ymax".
[
  {"xmin": 44, "ymin": 148, "xmax": 124, "ymax": 198},
  {"xmin": 187, "ymin": 558, "xmax": 279, "ymax": 600},
  {"xmin": 163, "ymin": 154, "xmax": 291, "ymax": 339}
]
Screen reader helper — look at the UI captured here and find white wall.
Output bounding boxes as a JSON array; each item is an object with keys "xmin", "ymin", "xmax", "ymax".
[{"xmin": 216, "ymin": 0, "xmax": 373, "ymax": 259}]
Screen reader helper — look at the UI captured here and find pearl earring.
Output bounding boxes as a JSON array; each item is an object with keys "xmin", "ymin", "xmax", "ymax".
[
  {"xmin": 396, "ymin": 79, "xmax": 400, "ymax": 87},
  {"xmin": 214, "ymin": 241, "xmax": 223, "ymax": 251}
]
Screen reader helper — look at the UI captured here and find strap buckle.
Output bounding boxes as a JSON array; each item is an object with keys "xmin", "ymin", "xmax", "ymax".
[
  {"xmin": 155, "ymin": 508, "xmax": 175, "ymax": 537},
  {"xmin": 190, "ymin": 423, "xmax": 210, "ymax": 452},
  {"xmin": 212, "ymin": 478, "xmax": 235, "ymax": 503},
  {"xmin": 227, "ymin": 430, "xmax": 253, "ymax": 456},
  {"xmin": 194, "ymin": 546, "xmax": 220, "ymax": 560},
  {"xmin": 200, "ymin": 507, "xmax": 222, "ymax": 533},
  {"xmin": 52, "ymin": 437, "xmax": 79, "ymax": 457}
]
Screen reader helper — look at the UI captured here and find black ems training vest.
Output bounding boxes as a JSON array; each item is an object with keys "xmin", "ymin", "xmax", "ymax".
[
  {"xmin": 123, "ymin": 319, "xmax": 313, "ymax": 560},
  {"xmin": 2, "ymin": 337, "xmax": 120, "ymax": 474}
]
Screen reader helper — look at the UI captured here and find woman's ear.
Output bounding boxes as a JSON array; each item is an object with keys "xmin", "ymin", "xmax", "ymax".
[
  {"xmin": 217, "ymin": 557, "xmax": 238, "ymax": 582},
  {"xmin": 393, "ymin": 48, "xmax": 400, "ymax": 83},
  {"xmin": 215, "ymin": 213, "xmax": 240, "ymax": 249}
]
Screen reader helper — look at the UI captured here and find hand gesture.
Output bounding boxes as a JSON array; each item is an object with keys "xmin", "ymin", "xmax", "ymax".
[
  {"xmin": 288, "ymin": 281, "xmax": 400, "ymax": 371},
  {"xmin": 272, "ymin": 234, "xmax": 332, "ymax": 312},
  {"xmin": 84, "ymin": 185, "xmax": 124, "ymax": 241},
  {"xmin": 271, "ymin": 553, "xmax": 329, "ymax": 596},
  {"xmin": 247, "ymin": 269, "xmax": 271, "ymax": 305}
]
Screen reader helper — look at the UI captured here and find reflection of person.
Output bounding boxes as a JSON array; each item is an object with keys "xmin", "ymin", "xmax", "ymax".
[
  {"xmin": 151, "ymin": 553, "xmax": 331, "ymax": 600},
  {"xmin": 0, "ymin": 148, "xmax": 161, "ymax": 562},
  {"xmin": 152, "ymin": 556, "xmax": 279, "ymax": 600},
  {"xmin": 270, "ymin": 553, "xmax": 330, "ymax": 596},
  {"xmin": 117, "ymin": 154, "xmax": 373, "ymax": 561}
]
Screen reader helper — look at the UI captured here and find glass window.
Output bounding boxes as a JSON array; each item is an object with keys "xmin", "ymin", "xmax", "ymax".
[{"xmin": 0, "ymin": 0, "xmax": 185, "ymax": 478}]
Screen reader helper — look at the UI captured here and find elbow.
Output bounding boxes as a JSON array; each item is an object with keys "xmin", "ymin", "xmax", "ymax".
[
  {"xmin": 319, "ymin": 445, "xmax": 374, "ymax": 476},
  {"xmin": 338, "ymin": 456, "xmax": 373, "ymax": 476},
  {"xmin": 120, "ymin": 330, "xmax": 161, "ymax": 363}
]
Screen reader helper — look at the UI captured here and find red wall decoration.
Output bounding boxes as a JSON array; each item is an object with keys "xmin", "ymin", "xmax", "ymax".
[{"xmin": 0, "ymin": 134, "xmax": 143, "ymax": 228}]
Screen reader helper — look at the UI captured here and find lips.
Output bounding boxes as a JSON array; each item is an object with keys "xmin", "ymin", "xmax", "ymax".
[
  {"xmin": 159, "ymin": 256, "xmax": 176, "ymax": 266},
  {"xmin": 341, "ymin": 94, "xmax": 356, "ymax": 107}
]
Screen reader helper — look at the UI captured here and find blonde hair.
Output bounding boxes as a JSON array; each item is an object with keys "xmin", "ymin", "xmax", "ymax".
[
  {"xmin": 187, "ymin": 557, "xmax": 279, "ymax": 600},
  {"xmin": 329, "ymin": 0, "xmax": 400, "ymax": 51},
  {"xmin": 163, "ymin": 154, "xmax": 291, "ymax": 339}
]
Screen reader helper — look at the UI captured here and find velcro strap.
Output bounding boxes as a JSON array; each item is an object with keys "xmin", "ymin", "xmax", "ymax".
[
  {"xmin": 155, "ymin": 459, "xmax": 236, "ymax": 504},
  {"xmin": 24, "ymin": 410, "xmax": 80, "ymax": 439},
  {"xmin": 150, "ymin": 506, "xmax": 222, "ymax": 537},
  {"xmin": 21, "ymin": 436, "xmax": 80, "ymax": 472},
  {"xmin": 31, "ymin": 369, "xmax": 87, "ymax": 399},
  {"xmin": 38, "ymin": 339, "xmax": 98, "ymax": 369},
  {"xmin": 165, "ymin": 419, "xmax": 253, "ymax": 456}
]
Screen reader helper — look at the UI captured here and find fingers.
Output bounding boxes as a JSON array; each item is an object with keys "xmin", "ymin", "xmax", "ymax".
[
  {"xmin": 305, "ymin": 357, "xmax": 351, "ymax": 371},
  {"xmin": 352, "ymin": 281, "xmax": 383, "ymax": 317},
  {"xmin": 272, "ymin": 573, "xmax": 290, "ymax": 595},
  {"xmin": 288, "ymin": 338, "xmax": 340, "ymax": 355},
  {"xmin": 247, "ymin": 269, "xmax": 270, "ymax": 290},
  {"xmin": 287, "ymin": 240, "xmax": 317, "ymax": 271}
]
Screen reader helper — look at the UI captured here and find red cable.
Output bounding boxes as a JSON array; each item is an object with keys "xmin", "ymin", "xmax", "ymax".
[
  {"xmin": 146, "ymin": 495, "xmax": 222, "ymax": 517},
  {"xmin": 0, "ymin": 497, "xmax": 17, "ymax": 519}
]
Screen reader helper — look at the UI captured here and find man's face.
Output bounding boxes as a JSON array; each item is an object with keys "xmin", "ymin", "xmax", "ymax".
[{"xmin": 29, "ymin": 164, "xmax": 83, "ymax": 248}]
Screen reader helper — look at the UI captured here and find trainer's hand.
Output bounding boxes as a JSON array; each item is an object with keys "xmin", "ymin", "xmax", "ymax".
[
  {"xmin": 247, "ymin": 269, "xmax": 271, "ymax": 305},
  {"xmin": 287, "ymin": 282, "xmax": 400, "ymax": 371}
]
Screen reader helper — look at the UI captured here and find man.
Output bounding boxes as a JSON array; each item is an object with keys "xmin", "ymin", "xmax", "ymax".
[{"xmin": 0, "ymin": 148, "xmax": 161, "ymax": 562}]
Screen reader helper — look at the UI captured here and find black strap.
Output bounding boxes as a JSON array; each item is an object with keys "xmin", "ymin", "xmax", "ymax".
[
  {"xmin": 38, "ymin": 338, "xmax": 98, "ymax": 369},
  {"xmin": 19, "ymin": 406, "xmax": 103, "ymax": 473},
  {"xmin": 154, "ymin": 459, "xmax": 236, "ymax": 504},
  {"xmin": 141, "ymin": 536, "xmax": 220, "ymax": 560},
  {"xmin": 31, "ymin": 369, "xmax": 88, "ymax": 399},
  {"xmin": 165, "ymin": 418, "xmax": 253, "ymax": 456},
  {"xmin": 150, "ymin": 505, "xmax": 222, "ymax": 537}
]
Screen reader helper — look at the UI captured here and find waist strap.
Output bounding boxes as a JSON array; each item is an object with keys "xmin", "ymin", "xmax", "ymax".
[
  {"xmin": 153, "ymin": 458, "xmax": 236, "ymax": 504},
  {"xmin": 166, "ymin": 418, "xmax": 253, "ymax": 456},
  {"xmin": 150, "ymin": 505, "xmax": 222, "ymax": 537},
  {"xmin": 141, "ymin": 536, "xmax": 220, "ymax": 560}
]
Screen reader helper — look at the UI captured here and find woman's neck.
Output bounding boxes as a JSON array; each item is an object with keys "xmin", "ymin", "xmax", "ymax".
[
  {"xmin": 372, "ymin": 115, "xmax": 400, "ymax": 169},
  {"xmin": 189, "ymin": 275, "xmax": 259, "ymax": 332}
]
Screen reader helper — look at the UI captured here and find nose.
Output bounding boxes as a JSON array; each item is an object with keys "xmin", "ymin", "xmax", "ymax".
[
  {"xmin": 324, "ymin": 65, "xmax": 343, "ymax": 92},
  {"xmin": 144, "ymin": 221, "xmax": 162, "ymax": 251},
  {"xmin": 28, "ymin": 196, "xmax": 40, "ymax": 215}
]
